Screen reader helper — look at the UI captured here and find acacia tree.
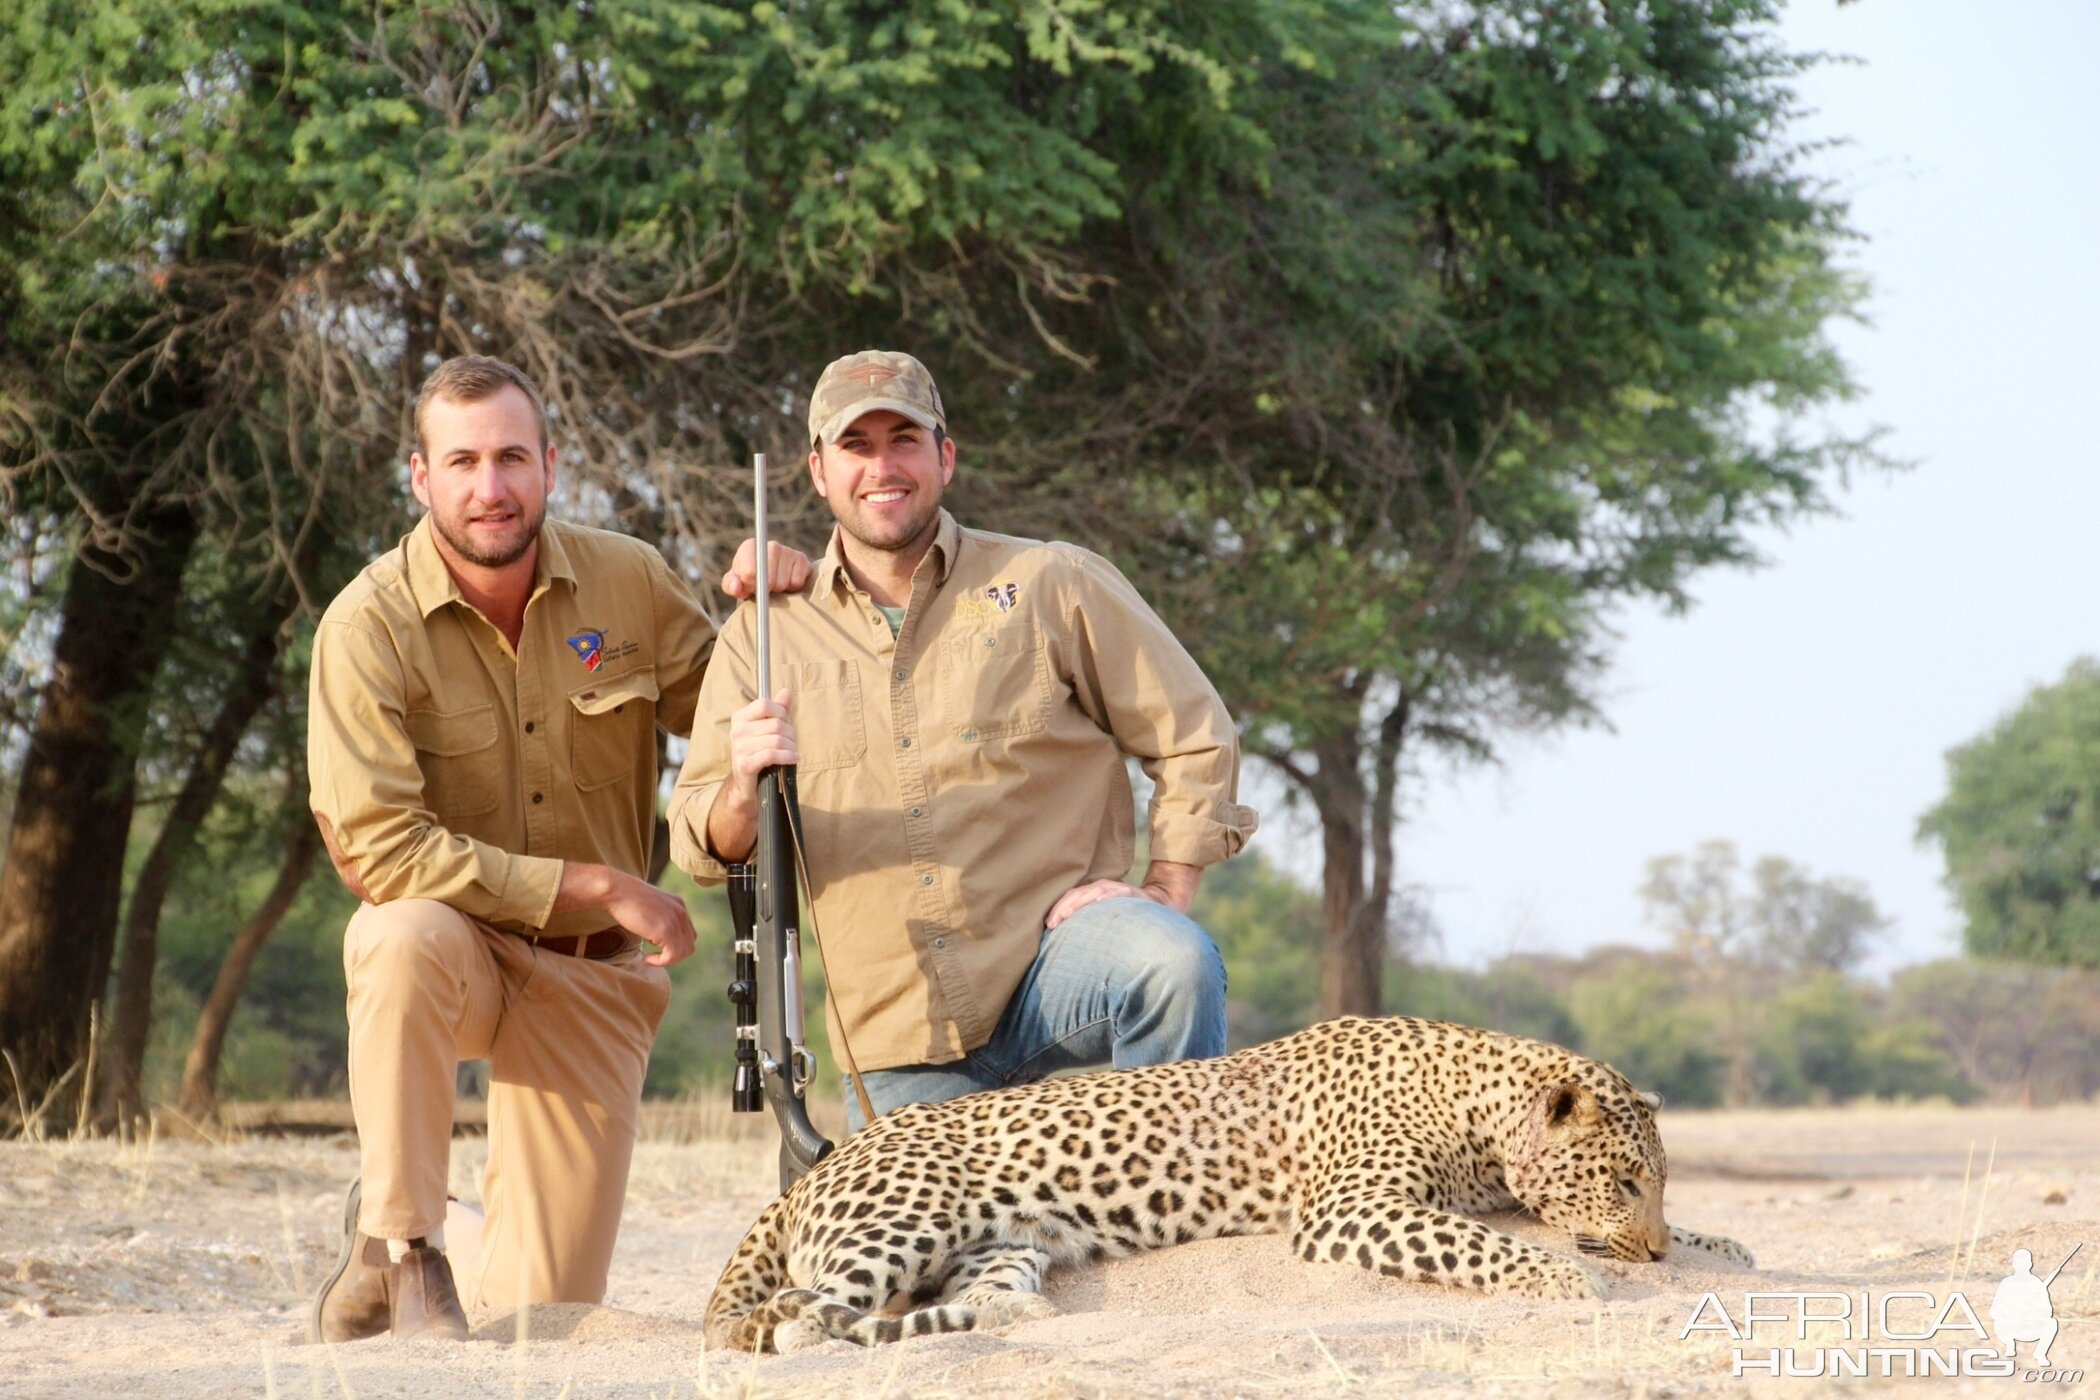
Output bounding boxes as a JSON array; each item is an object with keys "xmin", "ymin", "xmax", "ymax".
[
  {"xmin": 1917, "ymin": 657, "xmax": 2100, "ymax": 968},
  {"xmin": 967, "ymin": 0, "xmax": 1880, "ymax": 1016},
  {"xmin": 1244, "ymin": 0, "xmax": 1879, "ymax": 1017}
]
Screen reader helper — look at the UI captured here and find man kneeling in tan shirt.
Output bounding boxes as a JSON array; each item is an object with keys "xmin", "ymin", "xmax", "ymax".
[
  {"xmin": 306, "ymin": 356, "xmax": 806, "ymax": 1341},
  {"xmin": 669, "ymin": 350, "xmax": 1258, "ymax": 1134}
]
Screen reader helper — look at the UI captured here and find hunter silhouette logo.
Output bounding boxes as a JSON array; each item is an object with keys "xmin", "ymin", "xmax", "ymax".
[
  {"xmin": 566, "ymin": 629, "xmax": 607, "ymax": 671},
  {"xmin": 1994, "ymin": 1245, "xmax": 2080, "ymax": 1368}
]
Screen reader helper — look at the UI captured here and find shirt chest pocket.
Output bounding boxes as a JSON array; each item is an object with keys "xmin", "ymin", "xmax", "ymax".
[
  {"xmin": 786, "ymin": 659, "xmax": 867, "ymax": 773},
  {"xmin": 569, "ymin": 666, "xmax": 659, "ymax": 792},
  {"xmin": 405, "ymin": 704, "xmax": 500, "ymax": 821},
  {"xmin": 939, "ymin": 618, "xmax": 1049, "ymax": 743}
]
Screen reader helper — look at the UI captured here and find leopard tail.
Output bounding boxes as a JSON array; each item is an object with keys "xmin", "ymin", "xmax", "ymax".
[
  {"xmin": 703, "ymin": 1191, "xmax": 796, "ymax": 1350},
  {"xmin": 738, "ymin": 1291, "xmax": 977, "ymax": 1350}
]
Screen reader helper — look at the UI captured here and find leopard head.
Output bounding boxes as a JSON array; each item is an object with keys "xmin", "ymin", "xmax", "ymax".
[{"xmin": 1504, "ymin": 1073, "xmax": 1669, "ymax": 1262}]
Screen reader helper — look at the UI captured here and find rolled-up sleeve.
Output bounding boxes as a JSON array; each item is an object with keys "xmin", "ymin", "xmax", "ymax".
[
  {"xmin": 307, "ymin": 617, "xmax": 562, "ymax": 927},
  {"xmin": 1051, "ymin": 545, "xmax": 1258, "ymax": 867}
]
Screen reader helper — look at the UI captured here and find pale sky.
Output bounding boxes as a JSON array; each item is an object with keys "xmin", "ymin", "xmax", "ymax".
[{"xmin": 1252, "ymin": 0, "xmax": 2100, "ymax": 977}]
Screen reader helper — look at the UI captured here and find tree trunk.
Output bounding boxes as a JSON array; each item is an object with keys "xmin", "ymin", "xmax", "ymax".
[
  {"xmin": 98, "ymin": 595, "xmax": 295, "ymax": 1133},
  {"xmin": 0, "ymin": 504, "xmax": 200, "ymax": 1129},
  {"xmin": 174, "ymin": 814, "xmax": 321, "ymax": 1126},
  {"xmin": 1310, "ymin": 728, "xmax": 1380, "ymax": 1018},
  {"xmin": 1255, "ymin": 684, "xmax": 1412, "ymax": 1022},
  {"xmin": 1363, "ymin": 693, "xmax": 1411, "ymax": 967}
]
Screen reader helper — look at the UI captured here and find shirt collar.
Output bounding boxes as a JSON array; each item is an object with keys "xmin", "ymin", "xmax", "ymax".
[
  {"xmin": 535, "ymin": 518, "xmax": 579, "ymax": 592},
  {"xmin": 404, "ymin": 513, "xmax": 576, "ymax": 618},
  {"xmin": 811, "ymin": 508, "xmax": 961, "ymax": 603}
]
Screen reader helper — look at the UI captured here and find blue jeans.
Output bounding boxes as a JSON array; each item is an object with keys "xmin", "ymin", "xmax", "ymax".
[{"xmin": 842, "ymin": 897, "xmax": 1227, "ymax": 1133}]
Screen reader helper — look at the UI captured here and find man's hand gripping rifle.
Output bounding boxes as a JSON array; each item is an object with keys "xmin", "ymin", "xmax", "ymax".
[{"xmin": 725, "ymin": 453, "xmax": 836, "ymax": 1191}]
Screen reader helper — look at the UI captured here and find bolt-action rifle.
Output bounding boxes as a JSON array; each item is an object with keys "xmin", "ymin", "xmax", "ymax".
[{"xmin": 725, "ymin": 453, "xmax": 835, "ymax": 1191}]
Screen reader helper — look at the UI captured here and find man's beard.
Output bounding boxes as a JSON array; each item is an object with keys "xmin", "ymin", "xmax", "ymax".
[
  {"xmin": 433, "ymin": 500, "xmax": 545, "ymax": 568},
  {"xmin": 833, "ymin": 493, "xmax": 941, "ymax": 558}
]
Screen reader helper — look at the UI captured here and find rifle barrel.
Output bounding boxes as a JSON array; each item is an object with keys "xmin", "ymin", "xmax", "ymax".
[
  {"xmin": 740, "ymin": 449, "xmax": 833, "ymax": 1189},
  {"xmin": 754, "ymin": 453, "xmax": 770, "ymax": 697}
]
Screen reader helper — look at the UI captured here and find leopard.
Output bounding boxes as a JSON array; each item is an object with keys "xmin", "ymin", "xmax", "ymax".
[{"xmin": 704, "ymin": 1015, "xmax": 1754, "ymax": 1352}]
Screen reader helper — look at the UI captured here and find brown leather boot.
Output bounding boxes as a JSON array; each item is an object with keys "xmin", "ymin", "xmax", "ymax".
[
  {"xmin": 311, "ymin": 1180, "xmax": 469, "ymax": 1343},
  {"xmin": 388, "ymin": 1245, "xmax": 471, "ymax": 1341},
  {"xmin": 312, "ymin": 1179, "xmax": 390, "ymax": 1343}
]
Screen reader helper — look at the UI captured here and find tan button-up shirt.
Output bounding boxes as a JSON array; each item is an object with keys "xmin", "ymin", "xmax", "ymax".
[
  {"xmin": 668, "ymin": 510, "xmax": 1256, "ymax": 1070},
  {"xmin": 309, "ymin": 515, "xmax": 713, "ymax": 936}
]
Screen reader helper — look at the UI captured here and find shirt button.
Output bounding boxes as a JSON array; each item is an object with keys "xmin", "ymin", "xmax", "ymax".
[
  {"xmin": 894, "ymin": 669, "xmax": 907, "ymax": 683},
  {"xmin": 933, "ymin": 936, "xmax": 946, "ymax": 949},
  {"xmin": 909, "ymin": 805, "xmax": 923, "ymax": 818},
  {"xmin": 962, "ymin": 729, "xmax": 978, "ymax": 742},
  {"xmin": 900, "ymin": 736, "xmax": 912, "ymax": 748},
  {"xmin": 920, "ymin": 873, "xmax": 933, "ymax": 886},
  {"xmin": 532, "ymin": 793, "xmax": 544, "ymax": 805},
  {"xmin": 984, "ymin": 636, "xmax": 997, "ymax": 648},
  {"xmin": 524, "ymin": 720, "xmax": 535, "ymax": 734}
]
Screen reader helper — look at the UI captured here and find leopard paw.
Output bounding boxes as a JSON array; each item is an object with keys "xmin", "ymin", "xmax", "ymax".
[
  {"xmin": 1670, "ymin": 1226, "xmax": 1756, "ymax": 1269},
  {"xmin": 772, "ymin": 1318, "xmax": 829, "ymax": 1354},
  {"xmin": 1502, "ymin": 1257, "xmax": 1603, "ymax": 1300},
  {"xmin": 969, "ymin": 1291, "xmax": 1059, "ymax": 1329}
]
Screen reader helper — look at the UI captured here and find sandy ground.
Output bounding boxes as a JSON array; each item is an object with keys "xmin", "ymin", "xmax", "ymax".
[{"xmin": 1, "ymin": 1102, "xmax": 2095, "ymax": 1398}]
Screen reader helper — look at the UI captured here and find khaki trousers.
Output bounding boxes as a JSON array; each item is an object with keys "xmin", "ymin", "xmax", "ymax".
[{"xmin": 342, "ymin": 899, "xmax": 671, "ymax": 1310}]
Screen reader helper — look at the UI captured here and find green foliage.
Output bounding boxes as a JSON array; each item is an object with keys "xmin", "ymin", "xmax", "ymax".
[
  {"xmin": 1754, "ymin": 973, "xmax": 1972, "ymax": 1106},
  {"xmin": 643, "ymin": 888, "xmax": 742, "ymax": 1100},
  {"xmin": 1918, "ymin": 657, "xmax": 2100, "ymax": 967},
  {"xmin": 144, "ymin": 980, "xmax": 307, "ymax": 1105},
  {"xmin": 1189, "ymin": 849, "xmax": 1321, "ymax": 1046},
  {"xmin": 1566, "ymin": 962, "xmax": 1725, "ymax": 1107},
  {"xmin": 1136, "ymin": 0, "xmax": 1876, "ymax": 739},
  {"xmin": 1756, "ymin": 971, "xmax": 1866, "ymax": 1104},
  {"xmin": 1387, "ymin": 961, "xmax": 1581, "ymax": 1049},
  {"xmin": 1854, "ymin": 1019, "xmax": 1977, "ymax": 1105},
  {"xmin": 148, "ymin": 793, "xmax": 358, "ymax": 1096},
  {"xmin": 1891, "ymin": 958, "xmax": 2100, "ymax": 1105}
]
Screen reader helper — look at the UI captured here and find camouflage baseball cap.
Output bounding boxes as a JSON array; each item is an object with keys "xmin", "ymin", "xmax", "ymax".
[{"xmin": 807, "ymin": 350, "xmax": 946, "ymax": 446}]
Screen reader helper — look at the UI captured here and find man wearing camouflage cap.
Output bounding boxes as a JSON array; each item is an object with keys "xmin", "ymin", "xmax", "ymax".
[{"xmin": 669, "ymin": 350, "xmax": 1257, "ymax": 1128}]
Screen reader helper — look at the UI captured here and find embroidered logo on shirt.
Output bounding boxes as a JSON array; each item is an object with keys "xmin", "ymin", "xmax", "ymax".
[
  {"xmin": 955, "ymin": 580, "xmax": 1023, "ymax": 623},
  {"xmin": 566, "ymin": 629, "xmax": 607, "ymax": 671}
]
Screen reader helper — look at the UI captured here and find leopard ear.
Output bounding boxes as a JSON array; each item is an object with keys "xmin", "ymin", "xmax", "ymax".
[
  {"xmin": 1638, "ymin": 1090, "xmax": 1664, "ymax": 1113},
  {"xmin": 1513, "ymin": 1080, "xmax": 1601, "ymax": 1180},
  {"xmin": 1542, "ymin": 1080, "xmax": 1601, "ymax": 1132}
]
